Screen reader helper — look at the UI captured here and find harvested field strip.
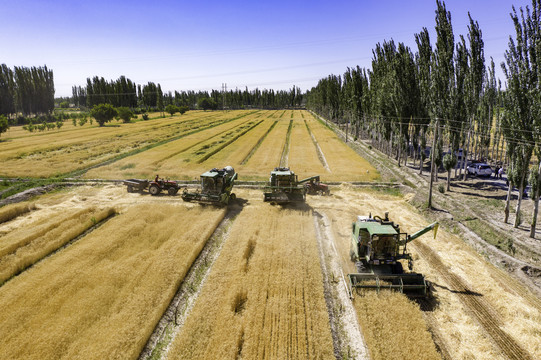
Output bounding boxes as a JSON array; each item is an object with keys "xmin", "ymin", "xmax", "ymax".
[
  {"xmin": 0, "ymin": 204, "xmax": 225, "ymax": 360},
  {"xmin": 413, "ymin": 241, "xmax": 533, "ymax": 360},
  {"xmin": 240, "ymin": 120, "xmax": 278, "ymax": 164},
  {"xmin": 287, "ymin": 119, "xmax": 328, "ymax": 178},
  {"xmin": 304, "ymin": 120, "xmax": 331, "ymax": 172},
  {"xmin": 0, "ymin": 207, "xmax": 116, "ymax": 285},
  {"xmin": 280, "ymin": 119, "xmax": 293, "ymax": 167},
  {"xmin": 0, "ymin": 202, "xmax": 36, "ymax": 224},
  {"xmin": 166, "ymin": 205, "xmax": 334, "ymax": 359},
  {"xmin": 353, "ymin": 292, "xmax": 440, "ymax": 360},
  {"xmin": 307, "ymin": 113, "xmax": 378, "ymax": 181},
  {"xmin": 196, "ymin": 119, "xmax": 265, "ymax": 163}
]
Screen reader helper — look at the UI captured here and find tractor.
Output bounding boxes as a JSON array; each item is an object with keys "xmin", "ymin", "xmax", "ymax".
[
  {"xmin": 181, "ymin": 166, "xmax": 237, "ymax": 206},
  {"xmin": 348, "ymin": 212, "xmax": 438, "ymax": 298},
  {"xmin": 123, "ymin": 177, "xmax": 180, "ymax": 196},
  {"xmin": 303, "ymin": 175, "xmax": 330, "ymax": 196}
]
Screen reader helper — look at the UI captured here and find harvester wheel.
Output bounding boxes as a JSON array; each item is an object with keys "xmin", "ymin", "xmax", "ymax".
[
  {"xmin": 168, "ymin": 187, "xmax": 178, "ymax": 196},
  {"xmin": 229, "ymin": 193, "xmax": 236, "ymax": 202},
  {"xmin": 127, "ymin": 185, "xmax": 134, "ymax": 193},
  {"xmin": 149, "ymin": 184, "xmax": 161, "ymax": 196}
]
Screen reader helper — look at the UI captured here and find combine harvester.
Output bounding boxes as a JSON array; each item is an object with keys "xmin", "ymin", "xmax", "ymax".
[
  {"xmin": 348, "ymin": 213, "xmax": 438, "ymax": 298},
  {"xmin": 181, "ymin": 166, "xmax": 237, "ymax": 206},
  {"xmin": 263, "ymin": 167, "xmax": 325, "ymax": 204}
]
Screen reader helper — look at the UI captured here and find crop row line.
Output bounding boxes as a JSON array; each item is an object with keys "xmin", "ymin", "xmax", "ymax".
[
  {"xmin": 304, "ymin": 120, "xmax": 331, "ymax": 173},
  {"xmin": 196, "ymin": 119, "xmax": 265, "ymax": 164},
  {"xmin": 280, "ymin": 120, "xmax": 293, "ymax": 168}
]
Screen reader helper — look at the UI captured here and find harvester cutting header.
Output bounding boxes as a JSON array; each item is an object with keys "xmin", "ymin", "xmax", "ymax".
[{"xmin": 348, "ymin": 213, "xmax": 438, "ymax": 298}]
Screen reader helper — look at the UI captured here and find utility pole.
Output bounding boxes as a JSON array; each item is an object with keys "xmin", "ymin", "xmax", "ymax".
[
  {"xmin": 222, "ymin": 83, "xmax": 227, "ymax": 111},
  {"xmin": 428, "ymin": 118, "xmax": 439, "ymax": 209}
]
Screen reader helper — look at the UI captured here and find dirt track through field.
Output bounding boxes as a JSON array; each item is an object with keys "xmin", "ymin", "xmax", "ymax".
[
  {"xmin": 304, "ymin": 120, "xmax": 331, "ymax": 173},
  {"xmin": 280, "ymin": 120, "xmax": 293, "ymax": 167},
  {"xmin": 413, "ymin": 241, "xmax": 532, "ymax": 360}
]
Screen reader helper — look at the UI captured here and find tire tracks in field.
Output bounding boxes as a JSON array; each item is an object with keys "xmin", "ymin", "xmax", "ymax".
[
  {"xmin": 280, "ymin": 120, "xmax": 293, "ymax": 168},
  {"xmin": 304, "ymin": 120, "xmax": 331, "ymax": 173},
  {"xmin": 312, "ymin": 210, "xmax": 369, "ymax": 360},
  {"xmin": 413, "ymin": 241, "xmax": 533, "ymax": 360},
  {"xmin": 138, "ymin": 205, "xmax": 241, "ymax": 360}
]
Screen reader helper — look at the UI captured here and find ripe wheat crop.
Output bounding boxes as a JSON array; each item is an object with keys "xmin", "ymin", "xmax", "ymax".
[
  {"xmin": 287, "ymin": 117, "xmax": 328, "ymax": 178},
  {"xmin": 353, "ymin": 292, "xmax": 440, "ymax": 360},
  {"xmin": 167, "ymin": 204, "xmax": 334, "ymax": 359},
  {"xmin": 85, "ymin": 111, "xmax": 260, "ymax": 180},
  {"xmin": 305, "ymin": 114, "xmax": 379, "ymax": 181},
  {"xmin": 0, "ymin": 207, "xmax": 115, "ymax": 284},
  {"xmin": 0, "ymin": 111, "xmax": 227, "ymax": 177},
  {"xmin": 0, "ymin": 202, "xmax": 36, "ymax": 224},
  {"xmin": 0, "ymin": 203, "xmax": 225, "ymax": 360},
  {"xmin": 240, "ymin": 118, "xmax": 290, "ymax": 179}
]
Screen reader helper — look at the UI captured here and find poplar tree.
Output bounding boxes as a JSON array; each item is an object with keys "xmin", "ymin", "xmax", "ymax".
[{"xmin": 501, "ymin": 0, "xmax": 539, "ymax": 229}]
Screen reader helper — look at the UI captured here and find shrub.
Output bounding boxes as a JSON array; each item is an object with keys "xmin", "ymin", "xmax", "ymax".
[
  {"xmin": 142, "ymin": 113, "xmax": 149, "ymax": 120},
  {"xmin": 91, "ymin": 104, "xmax": 118, "ymax": 126},
  {"xmin": 438, "ymin": 183, "xmax": 445, "ymax": 194},
  {"xmin": 117, "ymin": 107, "xmax": 135, "ymax": 123}
]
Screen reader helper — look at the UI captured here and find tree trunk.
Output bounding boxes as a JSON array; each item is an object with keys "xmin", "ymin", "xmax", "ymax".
[
  {"xmin": 504, "ymin": 179, "xmax": 512, "ymax": 223},
  {"xmin": 530, "ymin": 160, "xmax": 541, "ymax": 238},
  {"xmin": 462, "ymin": 123, "xmax": 471, "ymax": 181},
  {"xmin": 447, "ymin": 170, "xmax": 451, "ymax": 191},
  {"xmin": 514, "ymin": 183, "xmax": 524, "ymax": 228},
  {"xmin": 428, "ymin": 119, "xmax": 438, "ymax": 208}
]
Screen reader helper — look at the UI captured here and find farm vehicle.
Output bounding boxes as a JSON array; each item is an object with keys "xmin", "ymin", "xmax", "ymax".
[
  {"xmin": 348, "ymin": 213, "xmax": 438, "ymax": 298},
  {"xmin": 123, "ymin": 177, "xmax": 181, "ymax": 196},
  {"xmin": 263, "ymin": 168, "xmax": 325, "ymax": 204},
  {"xmin": 182, "ymin": 166, "xmax": 237, "ymax": 206},
  {"xmin": 303, "ymin": 175, "xmax": 330, "ymax": 196}
]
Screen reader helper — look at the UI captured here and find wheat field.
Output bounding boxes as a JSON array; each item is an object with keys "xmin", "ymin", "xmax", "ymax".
[
  {"xmin": 287, "ymin": 116, "xmax": 328, "ymax": 178},
  {"xmin": 0, "ymin": 110, "xmax": 229, "ymax": 177},
  {"xmin": 0, "ymin": 206, "xmax": 115, "ymax": 284},
  {"xmin": 167, "ymin": 204, "xmax": 334, "ymax": 359},
  {"xmin": 0, "ymin": 203, "xmax": 225, "ymax": 360}
]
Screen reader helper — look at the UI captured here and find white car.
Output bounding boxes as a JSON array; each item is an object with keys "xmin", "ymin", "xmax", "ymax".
[{"xmin": 466, "ymin": 163, "xmax": 493, "ymax": 177}]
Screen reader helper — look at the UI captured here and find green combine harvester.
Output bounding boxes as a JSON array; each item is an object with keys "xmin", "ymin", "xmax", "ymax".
[
  {"xmin": 181, "ymin": 166, "xmax": 237, "ymax": 206},
  {"xmin": 348, "ymin": 212, "xmax": 438, "ymax": 298},
  {"xmin": 263, "ymin": 167, "xmax": 321, "ymax": 204}
]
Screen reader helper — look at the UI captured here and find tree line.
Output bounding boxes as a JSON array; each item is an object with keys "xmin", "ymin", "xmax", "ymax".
[
  {"xmin": 72, "ymin": 78, "xmax": 303, "ymax": 111},
  {"xmin": 306, "ymin": 0, "xmax": 541, "ymax": 237},
  {"xmin": 0, "ymin": 64, "xmax": 55, "ymax": 118}
]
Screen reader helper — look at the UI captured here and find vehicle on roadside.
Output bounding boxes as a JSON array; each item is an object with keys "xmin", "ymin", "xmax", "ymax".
[{"xmin": 466, "ymin": 163, "xmax": 493, "ymax": 177}]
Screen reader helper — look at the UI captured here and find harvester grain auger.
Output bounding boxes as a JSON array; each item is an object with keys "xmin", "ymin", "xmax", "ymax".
[
  {"xmin": 181, "ymin": 166, "xmax": 237, "ymax": 206},
  {"xmin": 348, "ymin": 213, "xmax": 438, "ymax": 298}
]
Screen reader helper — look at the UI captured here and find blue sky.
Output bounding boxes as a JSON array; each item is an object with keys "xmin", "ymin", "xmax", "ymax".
[{"xmin": 1, "ymin": 0, "xmax": 532, "ymax": 97}]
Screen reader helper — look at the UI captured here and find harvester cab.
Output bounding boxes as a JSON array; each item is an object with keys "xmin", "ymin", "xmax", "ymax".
[
  {"xmin": 182, "ymin": 166, "xmax": 237, "ymax": 206},
  {"xmin": 263, "ymin": 167, "xmax": 306, "ymax": 204},
  {"xmin": 348, "ymin": 213, "xmax": 438, "ymax": 298}
]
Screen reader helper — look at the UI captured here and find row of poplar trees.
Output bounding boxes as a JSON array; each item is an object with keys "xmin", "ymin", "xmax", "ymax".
[
  {"xmin": 306, "ymin": 0, "xmax": 541, "ymax": 238},
  {"xmin": 73, "ymin": 77, "xmax": 303, "ymax": 111},
  {"xmin": 0, "ymin": 64, "xmax": 55, "ymax": 117}
]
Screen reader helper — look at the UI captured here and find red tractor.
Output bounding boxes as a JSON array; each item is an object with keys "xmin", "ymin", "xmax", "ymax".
[
  {"xmin": 303, "ymin": 176, "xmax": 330, "ymax": 196},
  {"xmin": 123, "ymin": 175, "xmax": 181, "ymax": 196}
]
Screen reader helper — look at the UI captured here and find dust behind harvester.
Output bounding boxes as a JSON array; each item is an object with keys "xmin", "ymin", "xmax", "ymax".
[{"xmin": 348, "ymin": 213, "xmax": 438, "ymax": 298}]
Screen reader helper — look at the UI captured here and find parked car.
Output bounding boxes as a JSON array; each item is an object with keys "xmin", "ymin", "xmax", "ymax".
[{"xmin": 466, "ymin": 163, "xmax": 493, "ymax": 177}]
